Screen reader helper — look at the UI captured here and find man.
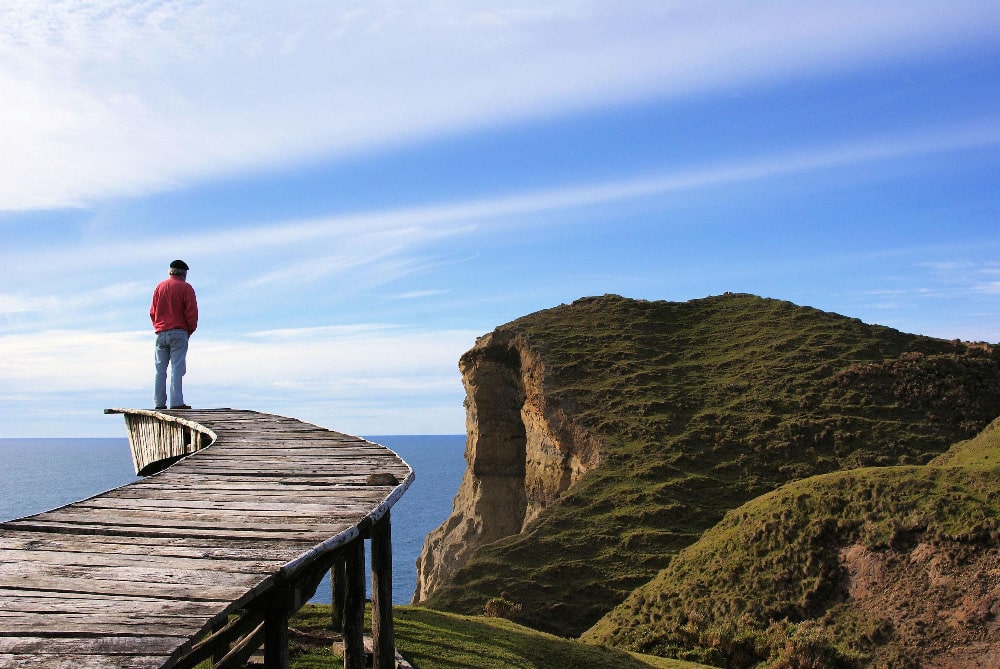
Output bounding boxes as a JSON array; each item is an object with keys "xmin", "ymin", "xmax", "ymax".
[{"xmin": 150, "ymin": 259, "xmax": 198, "ymax": 410}]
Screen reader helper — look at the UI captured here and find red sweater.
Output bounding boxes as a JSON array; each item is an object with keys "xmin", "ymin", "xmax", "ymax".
[{"xmin": 150, "ymin": 275, "xmax": 198, "ymax": 335}]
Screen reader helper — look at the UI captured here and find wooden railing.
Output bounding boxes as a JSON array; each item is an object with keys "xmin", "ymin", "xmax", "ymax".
[{"xmin": 112, "ymin": 408, "xmax": 218, "ymax": 475}]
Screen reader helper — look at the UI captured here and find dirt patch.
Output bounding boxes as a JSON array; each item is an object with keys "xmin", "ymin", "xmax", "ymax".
[{"xmin": 840, "ymin": 542, "xmax": 1000, "ymax": 666}]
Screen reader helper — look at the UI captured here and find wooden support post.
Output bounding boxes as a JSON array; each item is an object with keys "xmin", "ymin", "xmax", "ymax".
[
  {"xmin": 330, "ymin": 549, "xmax": 347, "ymax": 632},
  {"xmin": 211, "ymin": 617, "xmax": 228, "ymax": 665},
  {"xmin": 264, "ymin": 593, "xmax": 290, "ymax": 669},
  {"xmin": 343, "ymin": 537, "xmax": 366, "ymax": 669},
  {"xmin": 370, "ymin": 511, "xmax": 395, "ymax": 669}
]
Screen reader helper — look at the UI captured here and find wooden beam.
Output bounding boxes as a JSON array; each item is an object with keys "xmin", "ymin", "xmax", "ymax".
[
  {"xmin": 330, "ymin": 549, "xmax": 347, "ymax": 632},
  {"xmin": 211, "ymin": 615, "xmax": 228, "ymax": 665},
  {"xmin": 213, "ymin": 621, "xmax": 265, "ymax": 669},
  {"xmin": 370, "ymin": 511, "xmax": 395, "ymax": 669},
  {"xmin": 171, "ymin": 609, "xmax": 264, "ymax": 668},
  {"xmin": 343, "ymin": 537, "xmax": 366, "ymax": 669},
  {"xmin": 264, "ymin": 592, "xmax": 290, "ymax": 669}
]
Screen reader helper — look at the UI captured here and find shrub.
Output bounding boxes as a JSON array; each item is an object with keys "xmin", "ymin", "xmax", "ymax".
[{"xmin": 483, "ymin": 594, "xmax": 523, "ymax": 620}]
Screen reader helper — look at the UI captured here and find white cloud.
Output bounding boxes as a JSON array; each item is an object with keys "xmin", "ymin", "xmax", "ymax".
[
  {"xmin": 394, "ymin": 289, "xmax": 451, "ymax": 301},
  {"xmin": 0, "ymin": 323, "xmax": 474, "ymax": 408},
  {"xmin": 7, "ymin": 114, "xmax": 998, "ymax": 284},
  {"xmin": 0, "ymin": 318, "xmax": 473, "ymax": 431},
  {"xmin": 0, "ymin": 330, "xmax": 149, "ymax": 393},
  {"xmin": 972, "ymin": 282, "xmax": 1000, "ymax": 296},
  {"xmin": 195, "ymin": 325, "xmax": 473, "ymax": 387},
  {"xmin": 1, "ymin": 115, "xmax": 996, "ymax": 345},
  {"xmin": 2, "ymin": 0, "xmax": 998, "ymax": 210},
  {"xmin": 0, "ymin": 282, "xmax": 150, "ymax": 336},
  {"xmin": 0, "ymin": 294, "xmax": 39, "ymax": 315}
]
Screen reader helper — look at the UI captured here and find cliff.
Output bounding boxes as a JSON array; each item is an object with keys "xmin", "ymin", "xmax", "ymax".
[
  {"xmin": 413, "ymin": 294, "xmax": 1000, "ymax": 649},
  {"xmin": 413, "ymin": 330, "xmax": 602, "ymax": 602}
]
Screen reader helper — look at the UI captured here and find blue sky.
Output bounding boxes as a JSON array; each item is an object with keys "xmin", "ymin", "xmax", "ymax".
[{"xmin": 1, "ymin": 1, "xmax": 999, "ymax": 437}]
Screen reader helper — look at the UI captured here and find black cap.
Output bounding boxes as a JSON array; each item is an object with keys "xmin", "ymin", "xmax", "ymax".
[{"xmin": 169, "ymin": 260, "xmax": 189, "ymax": 271}]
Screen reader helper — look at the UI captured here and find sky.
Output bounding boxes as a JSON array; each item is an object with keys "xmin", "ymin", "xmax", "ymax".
[{"xmin": 1, "ymin": 1, "xmax": 999, "ymax": 438}]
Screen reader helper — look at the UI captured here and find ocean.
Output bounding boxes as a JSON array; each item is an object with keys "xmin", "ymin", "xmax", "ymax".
[{"xmin": 0, "ymin": 434, "xmax": 466, "ymax": 605}]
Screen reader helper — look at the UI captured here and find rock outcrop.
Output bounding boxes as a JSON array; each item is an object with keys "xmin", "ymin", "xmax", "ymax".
[{"xmin": 413, "ymin": 330, "xmax": 601, "ymax": 603}]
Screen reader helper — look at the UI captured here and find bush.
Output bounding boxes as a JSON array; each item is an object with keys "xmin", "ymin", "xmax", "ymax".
[
  {"xmin": 483, "ymin": 594, "xmax": 522, "ymax": 620},
  {"xmin": 764, "ymin": 620, "xmax": 867, "ymax": 669}
]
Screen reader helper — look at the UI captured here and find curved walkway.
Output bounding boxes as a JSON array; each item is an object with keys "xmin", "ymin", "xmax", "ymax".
[{"xmin": 0, "ymin": 408, "xmax": 413, "ymax": 668}]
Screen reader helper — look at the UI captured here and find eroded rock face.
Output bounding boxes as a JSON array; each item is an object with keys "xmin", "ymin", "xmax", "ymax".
[{"xmin": 412, "ymin": 331, "xmax": 601, "ymax": 603}]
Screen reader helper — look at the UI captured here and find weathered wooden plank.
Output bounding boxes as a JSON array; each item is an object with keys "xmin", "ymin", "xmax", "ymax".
[
  {"xmin": 0, "ymin": 573, "xmax": 255, "ymax": 602},
  {"xmin": 162, "ymin": 459, "xmax": 402, "ymax": 471},
  {"xmin": 39, "ymin": 508, "xmax": 373, "ymax": 527},
  {"xmin": 187, "ymin": 444, "xmax": 397, "ymax": 454},
  {"xmin": 0, "ymin": 615, "xmax": 213, "ymax": 636},
  {"xmin": 0, "ymin": 558, "xmax": 274, "ymax": 588},
  {"xmin": 122, "ymin": 472, "xmax": 403, "ymax": 485},
  {"xmin": 0, "ymin": 533, "xmax": 316, "ymax": 560},
  {"xmin": 195, "ymin": 442, "xmax": 391, "ymax": 451},
  {"xmin": 104, "ymin": 487, "xmax": 392, "ymax": 501},
  {"xmin": 0, "ymin": 592, "xmax": 223, "ymax": 617},
  {"xmin": 27, "ymin": 505, "xmax": 371, "ymax": 527},
  {"xmin": 0, "ymin": 653, "xmax": 167, "ymax": 669},
  {"xmin": 66, "ymin": 497, "xmax": 378, "ymax": 515},
  {"xmin": 0, "ymin": 635, "xmax": 184, "ymax": 655},
  {"xmin": 0, "ymin": 549, "xmax": 283, "ymax": 574},
  {"xmin": 145, "ymin": 469, "xmax": 400, "ymax": 480},
  {"xmin": 4, "ymin": 519, "xmax": 356, "ymax": 541},
  {"xmin": 118, "ymin": 476, "xmax": 405, "ymax": 490}
]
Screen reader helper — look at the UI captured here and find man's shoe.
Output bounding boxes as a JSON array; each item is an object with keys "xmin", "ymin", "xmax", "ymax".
[
  {"xmin": 170, "ymin": 404, "xmax": 192, "ymax": 410},
  {"xmin": 154, "ymin": 406, "xmax": 167, "ymax": 410}
]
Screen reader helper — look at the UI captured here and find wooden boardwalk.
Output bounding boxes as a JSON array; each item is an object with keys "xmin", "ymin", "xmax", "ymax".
[{"xmin": 0, "ymin": 409, "xmax": 413, "ymax": 668}]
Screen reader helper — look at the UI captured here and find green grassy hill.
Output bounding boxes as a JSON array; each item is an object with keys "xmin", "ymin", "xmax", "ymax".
[
  {"xmin": 422, "ymin": 294, "xmax": 1000, "ymax": 640},
  {"xmin": 584, "ymin": 417, "xmax": 1000, "ymax": 666},
  {"xmin": 286, "ymin": 604, "xmax": 713, "ymax": 668}
]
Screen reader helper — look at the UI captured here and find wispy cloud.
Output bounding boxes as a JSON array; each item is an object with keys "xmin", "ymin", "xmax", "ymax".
[
  {"xmin": 973, "ymin": 282, "xmax": 1000, "ymax": 296},
  {"xmin": 0, "ymin": 323, "xmax": 474, "ymax": 392},
  {"xmin": 0, "ymin": 329, "xmax": 149, "ymax": 393},
  {"xmin": 8, "ymin": 115, "xmax": 997, "ymax": 272},
  {"xmin": 2, "ymin": 1, "xmax": 997, "ymax": 210},
  {"xmin": 3, "ymin": 116, "xmax": 997, "ymax": 335},
  {"xmin": 195, "ymin": 325, "xmax": 474, "ymax": 388},
  {"xmin": 394, "ymin": 289, "xmax": 451, "ymax": 301},
  {"xmin": 0, "ymin": 282, "xmax": 149, "ymax": 334},
  {"xmin": 0, "ymin": 323, "xmax": 476, "ymax": 435},
  {"xmin": 0, "ymin": 294, "xmax": 40, "ymax": 315},
  {"xmin": 846, "ymin": 259, "xmax": 1000, "ymax": 339}
]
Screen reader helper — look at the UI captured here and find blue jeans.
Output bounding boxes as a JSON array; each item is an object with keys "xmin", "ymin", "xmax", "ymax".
[{"xmin": 154, "ymin": 329, "xmax": 189, "ymax": 408}]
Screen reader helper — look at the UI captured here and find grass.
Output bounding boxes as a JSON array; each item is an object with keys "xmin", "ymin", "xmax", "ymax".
[
  {"xmin": 284, "ymin": 604, "xmax": 710, "ymax": 669},
  {"xmin": 422, "ymin": 294, "xmax": 1000, "ymax": 638},
  {"xmin": 583, "ymin": 418, "xmax": 1000, "ymax": 666}
]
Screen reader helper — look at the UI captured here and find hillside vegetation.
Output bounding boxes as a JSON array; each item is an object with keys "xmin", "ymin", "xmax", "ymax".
[
  {"xmin": 421, "ymin": 294, "xmax": 1000, "ymax": 645},
  {"xmin": 284, "ymin": 605, "xmax": 710, "ymax": 669},
  {"xmin": 584, "ymin": 417, "xmax": 1000, "ymax": 666}
]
